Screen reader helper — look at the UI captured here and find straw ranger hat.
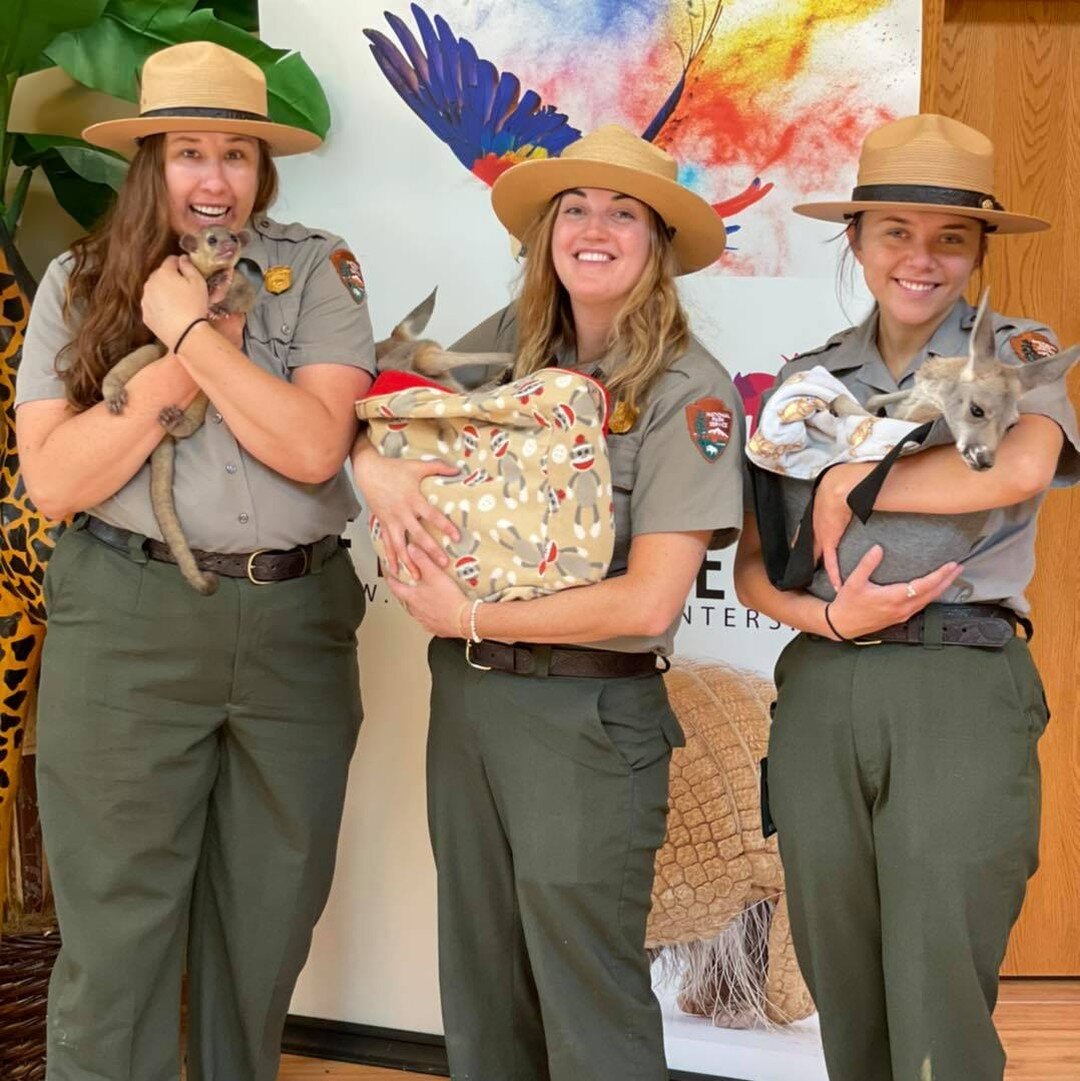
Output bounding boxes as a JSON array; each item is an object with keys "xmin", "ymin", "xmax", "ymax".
[
  {"xmin": 82, "ymin": 41, "xmax": 321, "ymax": 157},
  {"xmin": 793, "ymin": 113, "xmax": 1047, "ymax": 234},
  {"xmin": 491, "ymin": 125, "xmax": 727, "ymax": 274}
]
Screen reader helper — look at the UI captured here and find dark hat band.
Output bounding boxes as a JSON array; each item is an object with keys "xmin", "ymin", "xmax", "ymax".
[
  {"xmin": 140, "ymin": 105, "xmax": 270, "ymax": 123},
  {"xmin": 849, "ymin": 182, "xmax": 1005, "ymax": 213}
]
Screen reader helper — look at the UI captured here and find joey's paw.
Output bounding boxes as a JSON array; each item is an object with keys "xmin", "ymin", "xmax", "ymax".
[
  {"xmin": 159, "ymin": 405, "xmax": 185, "ymax": 431},
  {"xmin": 105, "ymin": 388, "xmax": 128, "ymax": 415},
  {"xmin": 207, "ymin": 304, "xmax": 230, "ymax": 321}
]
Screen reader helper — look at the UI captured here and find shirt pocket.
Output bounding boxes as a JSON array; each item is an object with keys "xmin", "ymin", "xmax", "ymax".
[{"xmin": 245, "ymin": 291, "xmax": 302, "ymax": 377}]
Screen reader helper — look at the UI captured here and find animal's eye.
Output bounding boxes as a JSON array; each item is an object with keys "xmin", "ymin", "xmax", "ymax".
[
  {"xmin": 969, "ymin": 403, "xmax": 985, "ymax": 418},
  {"xmin": 207, "ymin": 235, "xmax": 217, "ymax": 245}
]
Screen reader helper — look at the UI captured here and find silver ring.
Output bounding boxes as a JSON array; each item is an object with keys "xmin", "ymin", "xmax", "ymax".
[{"xmin": 905, "ymin": 583, "xmax": 917, "ymax": 599}]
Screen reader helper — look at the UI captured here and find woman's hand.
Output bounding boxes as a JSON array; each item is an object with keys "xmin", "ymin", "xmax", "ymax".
[
  {"xmin": 814, "ymin": 462, "xmax": 875, "ymax": 591},
  {"xmin": 141, "ymin": 255, "xmax": 209, "ymax": 350},
  {"xmin": 350, "ymin": 436, "xmax": 461, "ymax": 579},
  {"xmin": 386, "ymin": 544, "xmax": 469, "ymax": 638},
  {"xmin": 824, "ymin": 544, "xmax": 963, "ymax": 640}
]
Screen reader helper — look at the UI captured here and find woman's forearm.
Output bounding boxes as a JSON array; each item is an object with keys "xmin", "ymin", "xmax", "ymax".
[
  {"xmin": 473, "ymin": 533, "xmax": 710, "ymax": 644},
  {"xmin": 841, "ymin": 414, "xmax": 1064, "ymax": 514},
  {"xmin": 733, "ymin": 547, "xmax": 830, "ymax": 636},
  {"xmin": 17, "ymin": 355, "xmax": 199, "ymax": 519},
  {"xmin": 175, "ymin": 322, "xmax": 363, "ymax": 482}
]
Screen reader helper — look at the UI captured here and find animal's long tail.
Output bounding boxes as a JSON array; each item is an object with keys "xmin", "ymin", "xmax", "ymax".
[{"xmin": 150, "ymin": 438, "xmax": 217, "ymax": 595}]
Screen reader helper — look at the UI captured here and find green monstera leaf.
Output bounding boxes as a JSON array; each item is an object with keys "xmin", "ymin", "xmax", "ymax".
[
  {"xmin": 46, "ymin": 0, "xmax": 330, "ymax": 137},
  {"xmin": 0, "ymin": 0, "xmax": 106, "ymax": 79},
  {"xmin": 11, "ymin": 134, "xmax": 126, "ymax": 231}
]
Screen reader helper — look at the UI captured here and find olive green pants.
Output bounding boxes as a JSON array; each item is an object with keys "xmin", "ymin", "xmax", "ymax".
[
  {"xmin": 426, "ymin": 638, "xmax": 682, "ymax": 1081},
  {"xmin": 768, "ymin": 630, "xmax": 1048, "ymax": 1081},
  {"xmin": 36, "ymin": 523, "xmax": 365, "ymax": 1081}
]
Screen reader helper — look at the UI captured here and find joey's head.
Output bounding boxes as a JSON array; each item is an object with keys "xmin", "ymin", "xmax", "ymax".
[
  {"xmin": 180, "ymin": 226, "xmax": 250, "ymax": 277},
  {"xmin": 940, "ymin": 290, "xmax": 1080, "ymax": 470}
]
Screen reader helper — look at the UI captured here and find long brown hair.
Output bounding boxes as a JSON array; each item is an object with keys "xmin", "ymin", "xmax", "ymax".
[
  {"xmin": 512, "ymin": 194, "xmax": 689, "ymax": 414},
  {"xmin": 59, "ymin": 134, "xmax": 278, "ymax": 410}
]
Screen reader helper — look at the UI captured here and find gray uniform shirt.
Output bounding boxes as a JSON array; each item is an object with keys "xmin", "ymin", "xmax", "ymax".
[
  {"xmin": 771, "ymin": 298, "xmax": 1080, "ymax": 612},
  {"xmin": 453, "ymin": 306, "xmax": 745, "ymax": 653},
  {"xmin": 17, "ymin": 216, "xmax": 376, "ymax": 552}
]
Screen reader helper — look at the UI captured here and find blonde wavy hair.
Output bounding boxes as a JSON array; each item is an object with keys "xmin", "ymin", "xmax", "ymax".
[{"xmin": 512, "ymin": 194, "xmax": 689, "ymax": 414}]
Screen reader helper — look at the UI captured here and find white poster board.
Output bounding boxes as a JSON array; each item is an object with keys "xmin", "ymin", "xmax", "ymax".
[{"xmin": 257, "ymin": 1, "xmax": 921, "ymax": 1074}]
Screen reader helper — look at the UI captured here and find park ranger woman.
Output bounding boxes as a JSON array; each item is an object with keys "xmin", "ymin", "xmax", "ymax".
[
  {"xmin": 16, "ymin": 42, "xmax": 373, "ymax": 1081},
  {"xmin": 735, "ymin": 114, "xmax": 1080, "ymax": 1081},
  {"xmin": 353, "ymin": 125, "xmax": 744, "ymax": 1081}
]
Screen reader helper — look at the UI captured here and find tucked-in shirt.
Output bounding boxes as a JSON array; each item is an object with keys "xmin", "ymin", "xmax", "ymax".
[
  {"xmin": 767, "ymin": 298, "xmax": 1080, "ymax": 612},
  {"xmin": 17, "ymin": 215, "xmax": 376, "ymax": 551},
  {"xmin": 453, "ymin": 306, "xmax": 745, "ymax": 653}
]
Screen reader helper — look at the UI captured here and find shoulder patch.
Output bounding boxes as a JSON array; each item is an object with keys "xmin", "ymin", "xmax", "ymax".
[
  {"xmin": 1009, "ymin": 331, "xmax": 1058, "ymax": 364},
  {"xmin": 330, "ymin": 249, "xmax": 366, "ymax": 304},
  {"xmin": 685, "ymin": 397, "xmax": 732, "ymax": 462}
]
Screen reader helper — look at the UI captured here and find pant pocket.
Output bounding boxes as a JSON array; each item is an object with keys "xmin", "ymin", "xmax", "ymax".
[{"xmin": 594, "ymin": 674, "xmax": 676, "ymax": 771}]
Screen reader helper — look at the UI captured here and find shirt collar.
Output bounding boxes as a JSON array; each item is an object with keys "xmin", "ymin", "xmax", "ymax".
[
  {"xmin": 822, "ymin": 298, "xmax": 975, "ymax": 393},
  {"xmin": 238, "ymin": 216, "xmax": 270, "ymax": 274}
]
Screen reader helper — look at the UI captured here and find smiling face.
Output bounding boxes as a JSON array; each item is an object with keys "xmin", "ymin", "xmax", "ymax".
[
  {"xmin": 550, "ymin": 187, "xmax": 654, "ymax": 321},
  {"xmin": 850, "ymin": 209, "xmax": 985, "ymax": 338},
  {"xmin": 163, "ymin": 131, "xmax": 261, "ymax": 237}
]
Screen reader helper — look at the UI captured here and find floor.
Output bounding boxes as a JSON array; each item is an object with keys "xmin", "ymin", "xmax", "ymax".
[{"xmin": 276, "ymin": 978, "xmax": 1080, "ymax": 1080}]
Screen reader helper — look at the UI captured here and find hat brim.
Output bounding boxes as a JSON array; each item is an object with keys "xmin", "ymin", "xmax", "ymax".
[
  {"xmin": 491, "ymin": 158, "xmax": 727, "ymax": 274},
  {"xmin": 81, "ymin": 116, "xmax": 321, "ymax": 158},
  {"xmin": 792, "ymin": 199, "xmax": 1049, "ymax": 235}
]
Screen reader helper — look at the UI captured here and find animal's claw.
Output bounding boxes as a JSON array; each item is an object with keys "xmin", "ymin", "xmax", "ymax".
[{"xmin": 159, "ymin": 405, "xmax": 185, "ymax": 432}]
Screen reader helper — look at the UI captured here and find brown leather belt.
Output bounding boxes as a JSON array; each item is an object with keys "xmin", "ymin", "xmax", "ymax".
[
  {"xmin": 85, "ymin": 515, "xmax": 336, "ymax": 584},
  {"xmin": 464, "ymin": 639, "xmax": 662, "ymax": 678},
  {"xmin": 849, "ymin": 603, "xmax": 1023, "ymax": 649}
]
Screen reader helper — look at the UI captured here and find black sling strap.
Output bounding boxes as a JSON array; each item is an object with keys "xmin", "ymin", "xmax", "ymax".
[{"xmin": 749, "ymin": 420, "xmax": 935, "ymax": 591}]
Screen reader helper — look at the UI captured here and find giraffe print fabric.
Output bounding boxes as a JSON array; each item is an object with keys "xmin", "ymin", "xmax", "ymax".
[{"xmin": 356, "ymin": 368, "xmax": 614, "ymax": 601}]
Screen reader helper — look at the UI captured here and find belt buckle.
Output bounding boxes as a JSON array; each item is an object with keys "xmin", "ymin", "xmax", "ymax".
[
  {"xmin": 853, "ymin": 636, "xmax": 883, "ymax": 647},
  {"xmin": 246, "ymin": 548, "xmax": 273, "ymax": 585},
  {"xmin": 465, "ymin": 640, "xmax": 492, "ymax": 671}
]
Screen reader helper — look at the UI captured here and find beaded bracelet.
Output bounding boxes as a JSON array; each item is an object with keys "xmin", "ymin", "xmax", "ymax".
[{"xmin": 468, "ymin": 598, "xmax": 485, "ymax": 644}]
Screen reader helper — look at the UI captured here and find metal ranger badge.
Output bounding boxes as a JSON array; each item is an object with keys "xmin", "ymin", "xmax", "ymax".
[
  {"xmin": 263, "ymin": 265, "xmax": 292, "ymax": 294},
  {"xmin": 685, "ymin": 397, "xmax": 732, "ymax": 462}
]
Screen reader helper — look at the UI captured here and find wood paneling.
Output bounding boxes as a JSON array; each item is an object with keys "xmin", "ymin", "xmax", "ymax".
[
  {"xmin": 922, "ymin": 0, "xmax": 1080, "ymax": 974},
  {"xmin": 277, "ymin": 979, "xmax": 1080, "ymax": 1081}
]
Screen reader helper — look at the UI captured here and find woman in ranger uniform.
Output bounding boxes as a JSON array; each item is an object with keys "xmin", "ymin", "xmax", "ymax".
[
  {"xmin": 15, "ymin": 42, "xmax": 373, "ymax": 1081},
  {"xmin": 352, "ymin": 126, "xmax": 743, "ymax": 1081},
  {"xmin": 735, "ymin": 114, "xmax": 1080, "ymax": 1081}
]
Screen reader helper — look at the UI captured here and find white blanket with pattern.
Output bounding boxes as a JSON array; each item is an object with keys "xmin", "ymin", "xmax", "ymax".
[{"xmin": 746, "ymin": 366, "xmax": 923, "ymax": 479}]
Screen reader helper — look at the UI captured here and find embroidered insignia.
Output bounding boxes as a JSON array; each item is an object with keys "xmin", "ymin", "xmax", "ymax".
[
  {"xmin": 608, "ymin": 399, "xmax": 639, "ymax": 434},
  {"xmin": 1009, "ymin": 331, "xmax": 1058, "ymax": 364},
  {"xmin": 330, "ymin": 248, "xmax": 366, "ymax": 304},
  {"xmin": 263, "ymin": 265, "xmax": 292, "ymax": 294},
  {"xmin": 685, "ymin": 397, "xmax": 732, "ymax": 462}
]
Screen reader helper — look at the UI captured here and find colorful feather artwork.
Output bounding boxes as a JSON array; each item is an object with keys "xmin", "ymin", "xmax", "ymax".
[{"xmin": 363, "ymin": 0, "xmax": 917, "ymax": 276}]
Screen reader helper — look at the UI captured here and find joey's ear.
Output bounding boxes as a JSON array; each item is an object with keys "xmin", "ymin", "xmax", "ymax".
[
  {"xmin": 966, "ymin": 288, "xmax": 997, "ymax": 377},
  {"xmin": 393, "ymin": 287, "xmax": 438, "ymax": 341},
  {"xmin": 179, "ymin": 234, "xmax": 200, "ymax": 254},
  {"xmin": 235, "ymin": 229, "xmax": 251, "ymax": 247},
  {"xmin": 1014, "ymin": 343, "xmax": 1080, "ymax": 393}
]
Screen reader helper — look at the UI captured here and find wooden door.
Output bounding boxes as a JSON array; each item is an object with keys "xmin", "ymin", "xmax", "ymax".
[{"xmin": 922, "ymin": 0, "xmax": 1080, "ymax": 975}]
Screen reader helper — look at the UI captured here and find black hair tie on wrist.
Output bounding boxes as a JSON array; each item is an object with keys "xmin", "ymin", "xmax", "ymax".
[
  {"xmin": 173, "ymin": 316, "xmax": 209, "ymax": 354},
  {"xmin": 823, "ymin": 602, "xmax": 853, "ymax": 643}
]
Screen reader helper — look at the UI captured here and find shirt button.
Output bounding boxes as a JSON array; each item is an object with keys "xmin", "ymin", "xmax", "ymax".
[
  {"xmin": 238, "ymin": 513, "xmax": 250, "ymax": 524},
  {"xmin": 225, "ymin": 462, "xmax": 237, "ymax": 474},
  {"xmin": 212, "ymin": 412, "xmax": 223, "ymax": 424},
  {"xmin": 259, "ymin": 218, "xmax": 269, "ymax": 228},
  {"xmin": 281, "ymin": 323, "xmax": 291, "ymax": 335}
]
